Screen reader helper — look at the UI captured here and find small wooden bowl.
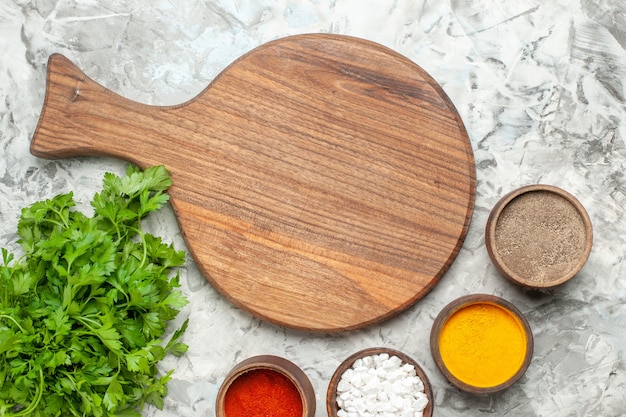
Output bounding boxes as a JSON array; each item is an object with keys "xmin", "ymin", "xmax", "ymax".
[
  {"xmin": 485, "ymin": 184, "xmax": 593, "ymax": 288},
  {"xmin": 326, "ymin": 347, "xmax": 434, "ymax": 417},
  {"xmin": 430, "ymin": 294, "xmax": 533, "ymax": 394},
  {"xmin": 216, "ymin": 355, "xmax": 316, "ymax": 417}
]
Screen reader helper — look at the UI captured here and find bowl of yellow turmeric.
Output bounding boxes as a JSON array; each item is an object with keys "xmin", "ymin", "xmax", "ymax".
[{"xmin": 430, "ymin": 294, "xmax": 533, "ymax": 394}]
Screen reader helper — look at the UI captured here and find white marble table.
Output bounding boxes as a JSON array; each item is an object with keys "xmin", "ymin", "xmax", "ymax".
[{"xmin": 1, "ymin": 1, "xmax": 625, "ymax": 416}]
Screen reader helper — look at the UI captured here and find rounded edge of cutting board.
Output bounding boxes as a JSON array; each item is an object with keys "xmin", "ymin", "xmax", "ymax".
[{"xmin": 172, "ymin": 34, "xmax": 477, "ymax": 332}]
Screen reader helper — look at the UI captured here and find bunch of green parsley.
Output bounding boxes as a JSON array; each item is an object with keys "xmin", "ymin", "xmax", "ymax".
[{"xmin": 0, "ymin": 165, "xmax": 189, "ymax": 416}]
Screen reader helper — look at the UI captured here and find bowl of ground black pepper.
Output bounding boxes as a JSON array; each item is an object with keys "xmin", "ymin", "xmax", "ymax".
[
  {"xmin": 216, "ymin": 355, "xmax": 315, "ymax": 417},
  {"xmin": 485, "ymin": 184, "xmax": 593, "ymax": 288}
]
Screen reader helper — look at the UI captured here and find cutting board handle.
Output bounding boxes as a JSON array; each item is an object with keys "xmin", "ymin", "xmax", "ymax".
[{"xmin": 30, "ymin": 54, "xmax": 165, "ymax": 168}]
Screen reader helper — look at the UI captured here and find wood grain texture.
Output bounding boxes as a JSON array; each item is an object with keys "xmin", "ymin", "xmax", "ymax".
[{"xmin": 30, "ymin": 34, "xmax": 475, "ymax": 332}]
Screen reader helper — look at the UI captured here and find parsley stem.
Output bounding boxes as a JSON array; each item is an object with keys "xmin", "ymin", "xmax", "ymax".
[
  {"xmin": 114, "ymin": 222, "xmax": 122, "ymax": 241},
  {"xmin": 139, "ymin": 230, "xmax": 148, "ymax": 268},
  {"xmin": 75, "ymin": 315, "xmax": 100, "ymax": 328},
  {"xmin": 0, "ymin": 314, "xmax": 25, "ymax": 333},
  {"xmin": 13, "ymin": 368, "xmax": 44, "ymax": 416},
  {"xmin": 51, "ymin": 206, "xmax": 70, "ymax": 229},
  {"xmin": 43, "ymin": 219, "xmax": 67, "ymax": 228},
  {"xmin": 42, "ymin": 218, "xmax": 67, "ymax": 230}
]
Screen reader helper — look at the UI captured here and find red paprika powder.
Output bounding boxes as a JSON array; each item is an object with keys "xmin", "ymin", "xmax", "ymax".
[{"xmin": 224, "ymin": 368, "xmax": 303, "ymax": 417}]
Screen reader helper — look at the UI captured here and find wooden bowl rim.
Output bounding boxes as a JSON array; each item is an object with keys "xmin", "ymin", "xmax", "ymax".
[
  {"xmin": 485, "ymin": 184, "xmax": 593, "ymax": 288},
  {"xmin": 216, "ymin": 354, "xmax": 316, "ymax": 417},
  {"xmin": 326, "ymin": 347, "xmax": 434, "ymax": 417},
  {"xmin": 429, "ymin": 294, "xmax": 534, "ymax": 394}
]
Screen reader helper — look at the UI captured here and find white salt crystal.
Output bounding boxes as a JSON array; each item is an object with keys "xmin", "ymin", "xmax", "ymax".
[
  {"xmin": 413, "ymin": 394, "xmax": 429, "ymax": 411},
  {"xmin": 352, "ymin": 372, "xmax": 365, "ymax": 388},
  {"xmin": 340, "ymin": 391, "xmax": 351, "ymax": 401},
  {"xmin": 337, "ymin": 378, "xmax": 353, "ymax": 393},
  {"xmin": 401, "ymin": 363, "xmax": 417, "ymax": 376},
  {"xmin": 408, "ymin": 375, "xmax": 424, "ymax": 391},
  {"xmin": 386, "ymin": 368, "xmax": 405, "ymax": 381},
  {"xmin": 354, "ymin": 367, "xmax": 369, "ymax": 379},
  {"xmin": 342, "ymin": 368, "xmax": 355, "ymax": 380},
  {"xmin": 382, "ymin": 355, "xmax": 402, "ymax": 369},
  {"xmin": 390, "ymin": 394, "xmax": 405, "ymax": 410},
  {"xmin": 391, "ymin": 379, "xmax": 409, "ymax": 395},
  {"xmin": 364, "ymin": 378, "xmax": 380, "ymax": 394},
  {"xmin": 356, "ymin": 400, "xmax": 368, "ymax": 414}
]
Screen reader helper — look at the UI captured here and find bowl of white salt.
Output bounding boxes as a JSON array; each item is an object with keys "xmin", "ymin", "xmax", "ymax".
[{"xmin": 326, "ymin": 347, "xmax": 433, "ymax": 417}]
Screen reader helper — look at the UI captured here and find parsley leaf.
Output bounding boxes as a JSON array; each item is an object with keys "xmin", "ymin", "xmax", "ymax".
[{"xmin": 0, "ymin": 165, "xmax": 189, "ymax": 416}]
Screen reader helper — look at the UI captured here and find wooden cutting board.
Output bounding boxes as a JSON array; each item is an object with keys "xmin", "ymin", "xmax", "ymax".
[{"xmin": 31, "ymin": 34, "xmax": 475, "ymax": 332}]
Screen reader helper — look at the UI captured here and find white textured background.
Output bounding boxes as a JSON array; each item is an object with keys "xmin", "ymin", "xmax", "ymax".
[{"xmin": 1, "ymin": 0, "xmax": 625, "ymax": 416}]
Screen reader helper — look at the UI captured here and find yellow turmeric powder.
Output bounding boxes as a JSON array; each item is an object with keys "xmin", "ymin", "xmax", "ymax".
[{"xmin": 438, "ymin": 302, "xmax": 527, "ymax": 388}]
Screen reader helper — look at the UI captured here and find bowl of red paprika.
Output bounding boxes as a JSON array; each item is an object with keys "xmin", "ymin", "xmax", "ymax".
[{"xmin": 216, "ymin": 355, "xmax": 316, "ymax": 417}]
